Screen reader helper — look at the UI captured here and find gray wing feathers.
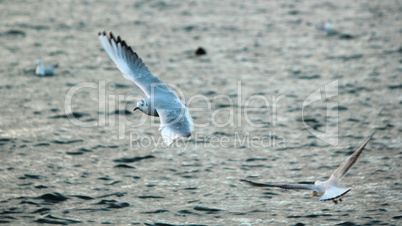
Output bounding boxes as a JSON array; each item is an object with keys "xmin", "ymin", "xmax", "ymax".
[
  {"xmin": 329, "ymin": 132, "xmax": 375, "ymax": 181},
  {"xmin": 99, "ymin": 32, "xmax": 193, "ymax": 145},
  {"xmin": 98, "ymin": 31, "xmax": 171, "ymax": 98}
]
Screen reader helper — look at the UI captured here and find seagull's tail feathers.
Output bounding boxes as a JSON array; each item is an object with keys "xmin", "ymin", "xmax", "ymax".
[
  {"xmin": 160, "ymin": 127, "xmax": 180, "ymax": 146},
  {"xmin": 319, "ymin": 187, "xmax": 351, "ymax": 201},
  {"xmin": 158, "ymin": 107, "xmax": 193, "ymax": 146},
  {"xmin": 160, "ymin": 126, "xmax": 191, "ymax": 146}
]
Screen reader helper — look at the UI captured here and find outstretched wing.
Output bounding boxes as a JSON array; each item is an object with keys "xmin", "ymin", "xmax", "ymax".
[
  {"xmin": 329, "ymin": 132, "xmax": 375, "ymax": 182},
  {"xmin": 99, "ymin": 32, "xmax": 194, "ymax": 145},
  {"xmin": 240, "ymin": 179, "xmax": 319, "ymax": 191},
  {"xmin": 98, "ymin": 31, "xmax": 177, "ymax": 99}
]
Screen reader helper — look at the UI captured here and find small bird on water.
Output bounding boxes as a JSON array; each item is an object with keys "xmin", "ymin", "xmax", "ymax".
[
  {"xmin": 35, "ymin": 60, "xmax": 58, "ymax": 76},
  {"xmin": 314, "ymin": 19, "xmax": 333, "ymax": 31}
]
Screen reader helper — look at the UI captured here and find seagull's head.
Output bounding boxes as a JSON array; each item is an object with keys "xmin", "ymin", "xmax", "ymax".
[
  {"xmin": 312, "ymin": 181, "xmax": 324, "ymax": 197},
  {"xmin": 134, "ymin": 99, "xmax": 148, "ymax": 112}
]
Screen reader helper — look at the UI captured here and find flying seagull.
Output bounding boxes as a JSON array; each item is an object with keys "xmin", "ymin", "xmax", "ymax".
[
  {"xmin": 98, "ymin": 31, "xmax": 194, "ymax": 146},
  {"xmin": 240, "ymin": 132, "xmax": 375, "ymax": 203},
  {"xmin": 35, "ymin": 60, "xmax": 58, "ymax": 76}
]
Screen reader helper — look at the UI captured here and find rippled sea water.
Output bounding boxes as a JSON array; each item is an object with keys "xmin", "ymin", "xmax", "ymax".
[{"xmin": 1, "ymin": 0, "xmax": 401, "ymax": 225}]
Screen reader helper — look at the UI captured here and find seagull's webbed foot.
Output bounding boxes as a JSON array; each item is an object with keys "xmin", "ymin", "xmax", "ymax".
[{"xmin": 332, "ymin": 199, "xmax": 338, "ymax": 204}]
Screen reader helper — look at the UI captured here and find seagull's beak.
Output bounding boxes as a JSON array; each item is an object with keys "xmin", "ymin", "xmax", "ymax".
[{"xmin": 133, "ymin": 107, "xmax": 139, "ymax": 111}]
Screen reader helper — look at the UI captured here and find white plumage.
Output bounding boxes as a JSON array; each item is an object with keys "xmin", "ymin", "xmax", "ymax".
[
  {"xmin": 98, "ymin": 31, "xmax": 194, "ymax": 146},
  {"xmin": 35, "ymin": 60, "xmax": 58, "ymax": 76},
  {"xmin": 241, "ymin": 132, "xmax": 375, "ymax": 203}
]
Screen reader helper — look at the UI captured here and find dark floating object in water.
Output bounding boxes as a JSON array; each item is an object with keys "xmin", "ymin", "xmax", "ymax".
[
  {"xmin": 195, "ymin": 47, "xmax": 207, "ymax": 56},
  {"xmin": 338, "ymin": 34, "xmax": 355, "ymax": 40}
]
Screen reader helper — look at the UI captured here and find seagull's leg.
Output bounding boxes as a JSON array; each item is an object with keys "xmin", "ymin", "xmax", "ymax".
[
  {"xmin": 332, "ymin": 199, "xmax": 338, "ymax": 204},
  {"xmin": 339, "ymin": 198, "xmax": 342, "ymax": 202}
]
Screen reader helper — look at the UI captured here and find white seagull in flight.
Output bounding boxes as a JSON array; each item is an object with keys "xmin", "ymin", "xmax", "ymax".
[
  {"xmin": 98, "ymin": 31, "xmax": 194, "ymax": 146},
  {"xmin": 240, "ymin": 132, "xmax": 375, "ymax": 203}
]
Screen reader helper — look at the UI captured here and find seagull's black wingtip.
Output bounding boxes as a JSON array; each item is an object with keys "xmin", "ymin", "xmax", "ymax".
[
  {"xmin": 105, "ymin": 32, "xmax": 115, "ymax": 41},
  {"xmin": 98, "ymin": 31, "xmax": 107, "ymax": 36}
]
